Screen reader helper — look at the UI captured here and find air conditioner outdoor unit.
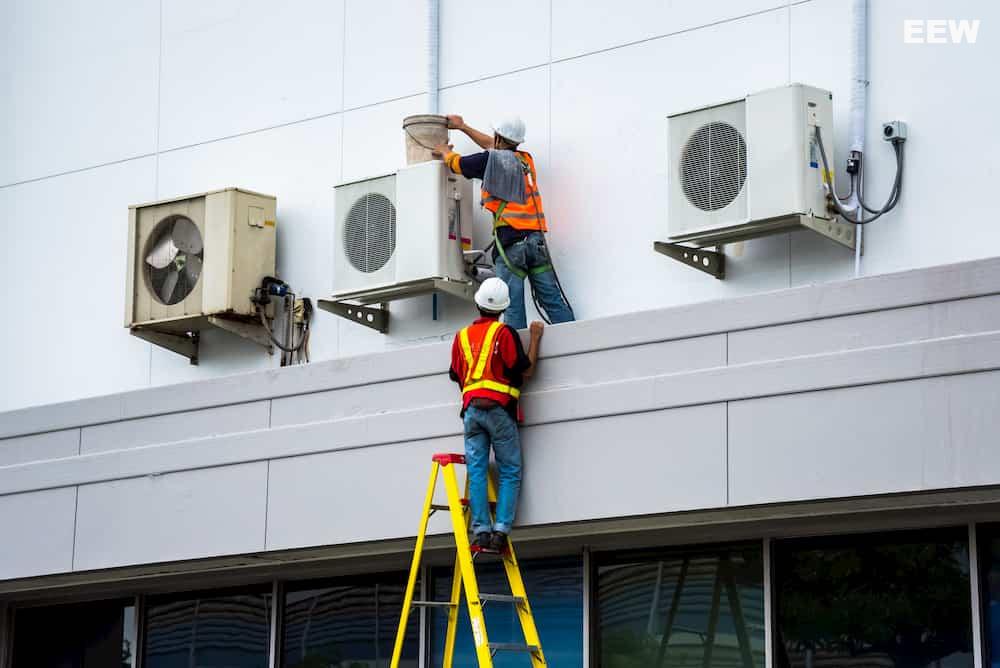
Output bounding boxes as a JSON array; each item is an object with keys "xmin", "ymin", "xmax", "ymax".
[
  {"xmin": 332, "ymin": 160, "xmax": 473, "ymax": 303},
  {"xmin": 667, "ymin": 83, "xmax": 854, "ymax": 249},
  {"xmin": 125, "ymin": 188, "xmax": 277, "ymax": 362}
]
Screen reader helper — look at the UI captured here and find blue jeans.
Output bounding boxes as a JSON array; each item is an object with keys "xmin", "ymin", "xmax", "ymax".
[
  {"xmin": 463, "ymin": 405, "xmax": 521, "ymax": 535},
  {"xmin": 494, "ymin": 231, "xmax": 575, "ymax": 330}
]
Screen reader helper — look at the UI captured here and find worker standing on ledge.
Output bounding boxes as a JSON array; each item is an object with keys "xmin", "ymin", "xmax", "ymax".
[
  {"xmin": 433, "ymin": 115, "xmax": 575, "ymax": 330},
  {"xmin": 450, "ymin": 277, "xmax": 544, "ymax": 551}
]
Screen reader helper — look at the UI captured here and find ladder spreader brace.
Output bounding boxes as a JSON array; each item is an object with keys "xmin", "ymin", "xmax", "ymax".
[{"xmin": 390, "ymin": 453, "xmax": 547, "ymax": 667}]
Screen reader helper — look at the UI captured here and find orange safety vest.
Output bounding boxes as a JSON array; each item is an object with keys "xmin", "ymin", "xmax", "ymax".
[
  {"xmin": 458, "ymin": 320, "xmax": 521, "ymax": 400},
  {"xmin": 481, "ymin": 151, "xmax": 547, "ymax": 232}
]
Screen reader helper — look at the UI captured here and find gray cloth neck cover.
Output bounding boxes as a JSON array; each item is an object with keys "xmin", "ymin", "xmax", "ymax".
[{"xmin": 484, "ymin": 150, "xmax": 527, "ymax": 205}]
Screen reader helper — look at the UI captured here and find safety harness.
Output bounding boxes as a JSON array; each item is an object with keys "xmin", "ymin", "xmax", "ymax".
[
  {"xmin": 491, "ymin": 154, "xmax": 552, "ymax": 280},
  {"xmin": 459, "ymin": 321, "xmax": 520, "ymax": 399}
]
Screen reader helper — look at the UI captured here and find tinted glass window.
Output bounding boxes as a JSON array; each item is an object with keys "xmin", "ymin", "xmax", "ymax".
[
  {"xmin": 144, "ymin": 590, "xmax": 271, "ymax": 668},
  {"xmin": 775, "ymin": 529, "xmax": 973, "ymax": 668},
  {"xmin": 979, "ymin": 525, "xmax": 1000, "ymax": 668},
  {"xmin": 429, "ymin": 556, "xmax": 583, "ymax": 666},
  {"xmin": 597, "ymin": 545, "xmax": 765, "ymax": 668},
  {"xmin": 283, "ymin": 575, "xmax": 417, "ymax": 667},
  {"xmin": 11, "ymin": 598, "xmax": 137, "ymax": 668}
]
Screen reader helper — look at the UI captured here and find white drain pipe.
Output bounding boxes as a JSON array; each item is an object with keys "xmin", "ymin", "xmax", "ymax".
[
  {"xmin": 427, "ymin": 0, "xmax": 440, "ymax": 114},
  {"xmin": 848, "ymin": 0, "xmax": 868, "ymax": 276},
  {"xmin": 428, "ymin": 0, "xmax": 441, "ymax": 319}
]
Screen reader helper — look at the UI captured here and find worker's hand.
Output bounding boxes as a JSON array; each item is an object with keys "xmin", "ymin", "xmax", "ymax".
[
  {"xmin": 446, "ymin": 114, "xmax": 465, "ymax": 130},
  {"xmin": 431, "ymin": 143, "xmax": 454, "ymax": 158},
  {"xmin": 529, "ymin": 321, "xmax": 545, "ymax": 338}
]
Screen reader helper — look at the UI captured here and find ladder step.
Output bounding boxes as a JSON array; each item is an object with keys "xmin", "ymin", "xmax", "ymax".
[
  {"xmin": 430, "ymin": 499, "xmax": 494, "ymax": 511},
  {"xmin": 489, "ymin": 642, "xmax": 540, "ymax": 654},
  {"xmin": 480, "ymin": 593, "xmax": 525, "ymax": 605},
  {"xmin": 410, "ymin": 600, "xmax": 456, "ymax": 608},
  {"xmin": 470, "ymin": 544, "xmax": 509, "ymax": 557}
]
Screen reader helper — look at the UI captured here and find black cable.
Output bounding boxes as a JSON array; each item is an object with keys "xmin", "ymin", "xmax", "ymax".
[
  {"xmin": 257, "ymin": 301, "xmax": 308, "ymax": 353},
  {"xmin": 815, "ymin": 126, "xmax": 902, "ymax": 225},
  {"xmin": 858, "ymin": 142, "xmax": 903, "ymax": 214}
]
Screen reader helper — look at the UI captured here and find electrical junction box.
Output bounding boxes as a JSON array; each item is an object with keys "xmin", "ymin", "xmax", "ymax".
[{"xmin": 666, "ymin": 83, "xmax": 855, "ymax": 249}]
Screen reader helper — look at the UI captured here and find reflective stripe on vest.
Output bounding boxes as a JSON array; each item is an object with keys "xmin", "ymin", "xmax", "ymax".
[
  {"xmin": 459, "ymin": 321, "xmax": 521, "ymax": 399},
  {"xmin": 481, "ymin": 151, "xmax": 547, "ymax": 232}
]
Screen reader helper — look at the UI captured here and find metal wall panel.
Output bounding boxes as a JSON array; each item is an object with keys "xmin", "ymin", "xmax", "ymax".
[
  {"xmin": 80, "ymin": 401, "xmax": 270, "ymax": 454},
  {"xmin": 729, "ymin": 294, "xmax": 1000, "ymax": 364},
  {"xmin": 517, "ymin": 404, "xmax": 728, "ymax": 526},
  {"xmin": 265, "ymin": 436, "xmax": 458, "ymax": 551},
  {"xmin": 73, "ymin": 462, "xmax": 268, "ymax": 571},
  {"xmin": 0, "ymin": 429, "xmax": 78, "ymax": 467},
  {"xmin": 728, "ymin": 371, "xmax": 1000, "ymax": 506},
  {"xmin": 0, "ymin": 488, "xmax": 77, "ymax": 580}
]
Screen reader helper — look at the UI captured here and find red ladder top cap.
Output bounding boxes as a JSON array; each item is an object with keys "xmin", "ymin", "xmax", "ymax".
[{"xmin": 432, "ymin": 453, "xmax": 466, "ymax": 466}]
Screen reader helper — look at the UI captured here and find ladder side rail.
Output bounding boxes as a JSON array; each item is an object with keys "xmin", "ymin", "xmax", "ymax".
[
  {"xmin": 390, "ymin": 462, "xmax": 441, "ymax": 668},
  {"xmin": 441, "ymin": 461, "xmax": 495, "ymax": 667},
  {"xmin": 488, "ymin": 475, "xmax": 548, "ymax": 668},
  {"xmin": 442, "ymin": 473, "xmax": 473, "ymax": 667}
]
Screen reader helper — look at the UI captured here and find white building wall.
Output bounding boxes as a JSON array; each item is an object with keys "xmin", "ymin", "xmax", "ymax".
[{"xmin": 2, "ymin": 0, "xmax": 998, "ymax": 411}]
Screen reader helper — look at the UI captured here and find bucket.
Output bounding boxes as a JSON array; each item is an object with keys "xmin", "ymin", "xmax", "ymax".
[{"xmin": 403, "ymin": 114, "xmax": 449, "ymax": 165}]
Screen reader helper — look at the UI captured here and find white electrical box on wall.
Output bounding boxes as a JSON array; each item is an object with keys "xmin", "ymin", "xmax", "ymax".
[{"xmin": 667, "ymin": 83, "xmax": 853, "ymax": 249}]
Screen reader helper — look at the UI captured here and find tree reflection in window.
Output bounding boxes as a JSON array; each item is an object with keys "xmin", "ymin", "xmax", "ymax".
[
  {"xmin": 775, "ymin": 529, "xmax": 974, "ymax": 668},
  {"xmin": 597, "ymin": 545, "xmax": 765, "ymax": 668}
]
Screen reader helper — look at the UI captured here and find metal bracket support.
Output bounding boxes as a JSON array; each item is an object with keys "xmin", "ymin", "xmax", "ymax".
[
  {"xmin": 433, "ymin": 277, "xmax": 477, "ymax": 301},
  {"xmin": 317, "ymin": 300, "xmax": 389, "ymax": 333},
  {"xmin": 800, "ymin": 214, "xmax": 857, "ymax": 250},
  {"xmin": 131, "ymin": 328, "xmax": 200, "ymax": 365},
  {"xmin": 653, "ymin": 241, "xmax": 725, "ymax": 279},
  {"xmin": 208, "ymin": 316, "xmax": 274, "ymax": 355}
]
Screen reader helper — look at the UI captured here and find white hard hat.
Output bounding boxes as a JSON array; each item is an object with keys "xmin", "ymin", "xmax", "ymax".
[
  {"xmin": 474, "ymin": 277, "xmax": 511, "ymax": 312},
  {"xmin": 492, "ymin": 116, "xmax": 526, "ymax": 145}
]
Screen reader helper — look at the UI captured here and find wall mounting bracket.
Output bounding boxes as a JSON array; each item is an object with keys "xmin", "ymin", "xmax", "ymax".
[
  {"xmin": 319, "ymin": 277, "xmax": 477, "ymax": 333},
  {"xmin": 130, "ymin": 328, "xmax": 200, "ymax": 365},
  {"xmin": 207, "ymin": 315, "xmax": 274, "ymax": 355},
  {"xmin": 317, "ymin": 300, "xmax": 389, "ymax": 333},
  {"xmin": 653, "ymin": 241, "xmax": 725, "ymax": 279}
]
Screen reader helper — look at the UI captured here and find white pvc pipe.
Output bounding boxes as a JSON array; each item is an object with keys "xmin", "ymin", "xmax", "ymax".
[
  {"xmin": 427, "ymin": 0, "xmax": 440, "ymax": 114},
  {"xmin": 428, "ymin": 0, "xmax": 440, "ymax": 318},
  {"xmin": 849, "ymin": 0, "xmax": 868, "ymax": 276}
]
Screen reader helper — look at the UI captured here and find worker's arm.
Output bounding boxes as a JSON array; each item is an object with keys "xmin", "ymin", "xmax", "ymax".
[
  {"xmin": 448, "ymin": 115, "xmax": 493, "ymax": 150},
  {"xmin": 432, "ymin": 145, "xmax": 488, "ymax": 180},
  {"xmin": 522, "ymin": 321, "xmax": 544, "ymax": 379}
]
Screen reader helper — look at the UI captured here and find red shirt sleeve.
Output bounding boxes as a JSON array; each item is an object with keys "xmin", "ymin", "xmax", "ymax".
[{"xmin": 449, "ymin": 334, "xmax": 465, "ymax": 385}]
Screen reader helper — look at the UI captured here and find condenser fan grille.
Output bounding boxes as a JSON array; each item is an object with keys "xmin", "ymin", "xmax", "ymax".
[
  {"xmin": 680, "ymin": 121, "xmax": 747, "ymax": 212},
  {"xmin": 144, "ymin": 215, "xmax": 204, "ymax": 305},
  {"xmin": 344, "ymin": 193, "xmax": 396, "ymax": 273}
]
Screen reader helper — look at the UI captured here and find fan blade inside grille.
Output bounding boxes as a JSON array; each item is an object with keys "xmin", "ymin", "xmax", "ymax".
[
  {"xmin": 172, "ymin": 218, "xmax": 203, "ymax": 254},
  {"xmin": 159, "ymin": 267, "xmax": 180, "ymax": 304},
  {"xmin": 146, "ymin": 235, "xmax": 179, "ymax": 269},
  {"xmin": 183, "ymin": 254, "xmax": 203, "ymax": 285}
]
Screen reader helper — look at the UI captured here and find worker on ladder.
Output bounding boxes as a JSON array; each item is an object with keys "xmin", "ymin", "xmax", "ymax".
[
  {"xmin": 433, "ymin": 115, "xmax": 575, "ymax": 330},
  {"xmin": 449, "ymin": 277, "xmax": 543, "ymax": 552}
]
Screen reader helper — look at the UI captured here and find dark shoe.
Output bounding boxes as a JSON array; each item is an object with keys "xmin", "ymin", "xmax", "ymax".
[
  {"xmin": 474, "ymin": 532, "xmax": 492, "ymax": 549},
  {"xmin": 489, "ymin": 531, "xmax": 508, "ymax": 552}
]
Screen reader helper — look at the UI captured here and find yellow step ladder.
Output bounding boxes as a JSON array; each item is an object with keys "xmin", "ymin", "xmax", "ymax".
[{"xmin": 390, "ymin": 452, "xmax": 547, "ymax": 667}]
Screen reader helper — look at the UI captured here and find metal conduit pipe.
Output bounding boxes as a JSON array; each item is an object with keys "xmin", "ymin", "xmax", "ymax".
[
  {"xmin": 849, "ymin": 0, "xmax": 869, "ymax": 276},
  {"xmin": 428, "ymin": 0, "xmax": 441, "ymax": 318}
]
